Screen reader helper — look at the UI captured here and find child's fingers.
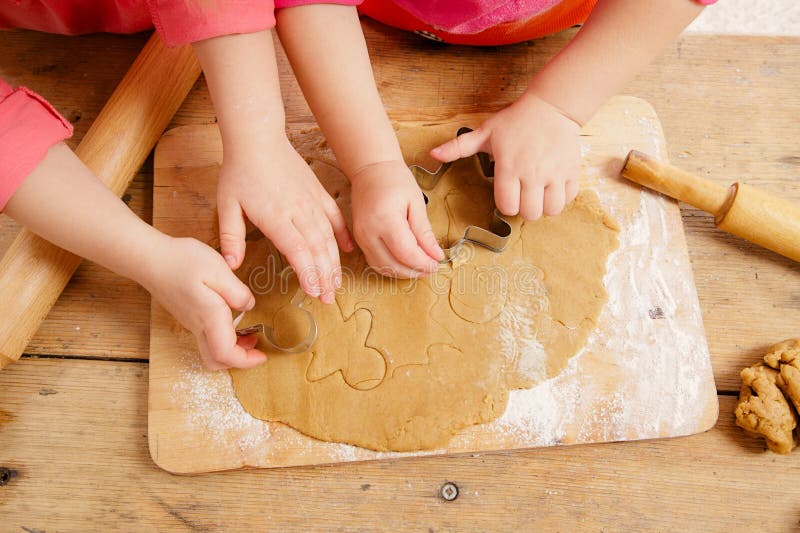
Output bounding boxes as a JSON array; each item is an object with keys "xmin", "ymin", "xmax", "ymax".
[
  {"xmin": 566, "ymin": 179, "xmax": 579, "ymax": 204},
  {"xmin": 519, "ymin": 180, "xmax": 545, "ymax": 221},
  {"xmin": 217, "ymin": 196, "xmax": 247, "ymax": 269},
  {"xmin": 493, "ymin": 162, "xmax": 521, "ymax": 216},
  {"xmin": 267, "ymin": 222, "xmax": 321, "ymax": 299},
  {"xmin": 408, "ymin": 199, "xmax": 444, "ymax": 261},
  {"xmin": 202, "ymin": 304, "xmax": 267, "ymax": 369},
  {"xmin": 205, "ymin": 264, "xmax": 255, "ymax": 312},
  {"xmin": 382, "ymin": 221, "xmax": 439, "ymax": 274},
  {"xmin": 236, "ymin": 334, "xmax": 259, "ymax": 350},
  {"xmin": 292, "ymin": 212, "xmax": 339, "ymax": 304},
  {"xmin": 321, "ymin": 194, "xmax": 354, "ymax": 253},
  {"xmin": 430, "ymin": 127, "xmax": 489, "ymax": 163},
  {"xmin": 364, "ymin": 239, "xmax": 428, "ymax": 279},
  {"xmin": 543, "ymin": 182, "xmax": 566, "ymax": 216},
  {"xmin": 197, "ymin": 334, "xmax": 229, "ymax": 370}
]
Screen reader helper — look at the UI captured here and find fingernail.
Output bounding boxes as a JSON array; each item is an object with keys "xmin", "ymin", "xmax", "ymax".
[
  {"xmin": 307, "ymin": 286, "xmax": 321, "ymax": 297},
  {"xmin": 224, "ymin": 254, "xmax": 236, "ymax": 268}
]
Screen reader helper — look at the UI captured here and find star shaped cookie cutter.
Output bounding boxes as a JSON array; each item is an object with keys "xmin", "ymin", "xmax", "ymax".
[
  {"xmin": 233, "ymin": 287, "xmax": 318, "ymax": 353},
  {"xmin": 409, "ymin": 127, "xmax": 512, "ymax": 263}
]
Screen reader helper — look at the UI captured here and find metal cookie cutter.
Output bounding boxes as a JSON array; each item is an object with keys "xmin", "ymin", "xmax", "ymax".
[
  {"xmin": 409, "ymin": 127, "xmax": 512, "ymax": 263},
  {"xmin": 233, "ymin": 287, "xmax": 317, "ymax": 353}
]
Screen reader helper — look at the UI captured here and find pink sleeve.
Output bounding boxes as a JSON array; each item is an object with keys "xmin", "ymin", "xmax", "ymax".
[
  {"xmin": 275, "ymin": 0, "xmax": 362, "ymax": 7},
  {"xmin": 146, "ymin": 1, "xmax": 277, "ymax": 47},
  {"xmin": 0, "ymin": 80, "xmax": 73, "ymax": 212}
]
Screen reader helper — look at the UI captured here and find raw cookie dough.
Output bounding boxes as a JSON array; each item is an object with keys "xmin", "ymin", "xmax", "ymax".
[
  {"xmin": 230, "ymin": 125, "xmax": 619, "ymax": 452},
  {"xmin": 735, "ymin": 363, "xmax": 798, "ymax": 454},
  {"xmin": 763, "ymin": 339, "xmax": 800, "ymax": 414}
]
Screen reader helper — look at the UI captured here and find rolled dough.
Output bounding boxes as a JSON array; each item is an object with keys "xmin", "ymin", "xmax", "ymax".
[{"xmin": 230, "ymin": 125, "xmax": 619, "ymax": 452}]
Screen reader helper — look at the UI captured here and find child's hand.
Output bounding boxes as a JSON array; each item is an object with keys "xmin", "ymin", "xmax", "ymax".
[
  {"xmin": 217, "ymin": 136, "xmax": 354, "ymax": 304},
  {"xmin": 430, "ymin": 93, "xmax": 581, "ymax": 220},
  {"xmin": 350, "ymin": 160, "xmax": 444, "ymax": 278},
  {"xmin": 144, "ymin": 236, "xmax": 266, "ymax": 371}
]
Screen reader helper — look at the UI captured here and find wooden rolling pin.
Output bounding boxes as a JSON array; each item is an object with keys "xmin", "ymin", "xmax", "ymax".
[
  {"xmin": 622, "ymin": 150, "xmax": 800, "ymax": 263},
  {"xmin": 0, "ymin": 34, "xmax": 201, "ymax": 369}
]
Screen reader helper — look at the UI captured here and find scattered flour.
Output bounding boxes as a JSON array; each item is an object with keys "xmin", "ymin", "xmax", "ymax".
[
  {"xmin": 481, "ymin": 183, "xmax": 714, "ymax": 448},
  {"xmin": 171, "ymin": 351, "xmax": 271, "ymax": 453},
  {"xmin": 498, "ymin": 297, "xmax": 548, "ymax": 384}
]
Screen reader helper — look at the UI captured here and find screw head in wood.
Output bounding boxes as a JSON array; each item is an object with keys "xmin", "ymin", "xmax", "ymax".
[{"xmin": 440, "ymin": 481, "xmax": 459, "ymax": 501}]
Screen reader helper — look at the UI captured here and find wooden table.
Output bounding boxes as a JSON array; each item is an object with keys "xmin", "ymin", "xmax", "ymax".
[{"xmin": 2, "ymin": 22, "xmax": 799, "ymax": 531}]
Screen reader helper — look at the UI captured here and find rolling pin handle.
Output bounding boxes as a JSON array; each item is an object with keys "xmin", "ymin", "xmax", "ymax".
[
  {"xmin": 622, "ymin": 150, "xmax": 800, "ymax": 264},
  {"xmin": 622, "ymin": 150, "xmax": 728, "ymax": 215}
]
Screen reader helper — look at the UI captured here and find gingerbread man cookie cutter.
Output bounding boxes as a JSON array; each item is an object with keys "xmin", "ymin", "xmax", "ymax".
[
  {"xmin": 409, "ymin": 127, "xmax": 512, "ymax": 263},
  {"xmin": 234, "ymin": 287, "xmax": 318, "ymax": 353}
]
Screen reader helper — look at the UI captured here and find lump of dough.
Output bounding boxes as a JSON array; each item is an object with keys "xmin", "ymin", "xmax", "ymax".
[
  {"xmin": 763, "ymin": 338, "xmax": 800, "ymax": 414},
  {"xmin": 735, "ymin": 363, "xmax": 797, "ymax": 454}
]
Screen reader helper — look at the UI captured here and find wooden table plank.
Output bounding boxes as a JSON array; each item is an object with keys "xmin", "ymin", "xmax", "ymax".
[
  {"xmin": 1, "ymin": 28, "xmax": 798, "ymax": 385},
  {"xmin": 1, "ymin": 358, "xmax": 798, "ymax": 531}
]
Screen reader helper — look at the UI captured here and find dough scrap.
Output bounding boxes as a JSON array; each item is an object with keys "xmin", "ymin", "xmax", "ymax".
[
  {"xmin": 229, "ymin": 127, "xmax": 619, "ymax": 452},
  {"xmin": 735, "ymin": 363, "xmax": 798, "ymax": 454},
  {"xmin": 763, "ymin": 338, "xmax": 800, "ymax": 415}
]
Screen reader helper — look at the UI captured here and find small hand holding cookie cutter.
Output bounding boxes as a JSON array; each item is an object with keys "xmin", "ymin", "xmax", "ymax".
[
  {"xmin": 231, "ymin": 127, "xmax": 511, "ymax": 353},
  {"xmin": 409, "ymin": 127, "xmax": 512, "ymax": 263},
  {"xmin": 233, "ymin": 287, "xmax": 317, "ymax": 353}
]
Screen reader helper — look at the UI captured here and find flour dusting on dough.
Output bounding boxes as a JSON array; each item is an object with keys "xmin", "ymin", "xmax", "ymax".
[
  {"xmin": 470, "ymin": 177, "xmax": 713, "ymax": 447},
  {"xmin": 497, "ymin": 298, "xmax": 548, "ymax": 384}
]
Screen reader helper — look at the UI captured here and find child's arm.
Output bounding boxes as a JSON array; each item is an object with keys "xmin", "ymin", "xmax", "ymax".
[
  {"xmin": 5, "ymin": 143, "xmax": 266, "ymax": 370},
  {"xmin": 431, "ymin": 0, "xmax": 707, "ymax": 219},
  {"xmin": 275, "ymin": 5, "xmax": 444, "ymax": 279},
  {"xmin": 192, "ymin": 30, "xmax": 354, "ymax": 303}
]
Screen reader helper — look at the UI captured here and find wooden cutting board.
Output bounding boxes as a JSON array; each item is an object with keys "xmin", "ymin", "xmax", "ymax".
[{"xmin": 148, "ymin": 96, "xmax": 718, "ymax": 474}]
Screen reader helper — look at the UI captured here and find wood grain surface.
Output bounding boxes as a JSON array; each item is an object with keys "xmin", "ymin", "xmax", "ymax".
[
  {"xmin": 1, "ymin": 21, "xmax": 799, "ymax": 530},
  {"xmin": 2, "ymin": 358, "xmax": 799, "ymax": 531}
]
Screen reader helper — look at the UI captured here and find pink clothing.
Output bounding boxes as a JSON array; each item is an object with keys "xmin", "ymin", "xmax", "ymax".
[
  {"xmin": 378, "ymin": 0, "xmax": 717, "ymax": 36},
  {"xmin": 391, "ymin": 0, "xmax": 565, "ymax": 35},
  {"xmin": 0, "ymin": 0, "xmax": 359, "ymax": 211},
  {"xmin": 0, "ymin": 0, "xmax": 716, "ymax": 211},
  {"xmin": 0, "ymin": 1, "xmax": 360, "ymax": 47},
  {"xmin": 0, "ymin": 80, "xmax": 73, "ymax": 210}
]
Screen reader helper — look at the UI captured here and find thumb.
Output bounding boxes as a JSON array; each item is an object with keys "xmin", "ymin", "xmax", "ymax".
[
  {"xmin": 430, "ymin": 128, "xmax": 489, "ymax": 163},
  {"xmin": 218, "ymin": 196, "xmax": 246, "ymax": 269},
  {"xmin": 408, "ymin": 198, "xmax": 444, "ymax": 262},
  {"xmin": 206, "ymin": 265, "xmax": 255, "ymax": 313}
]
